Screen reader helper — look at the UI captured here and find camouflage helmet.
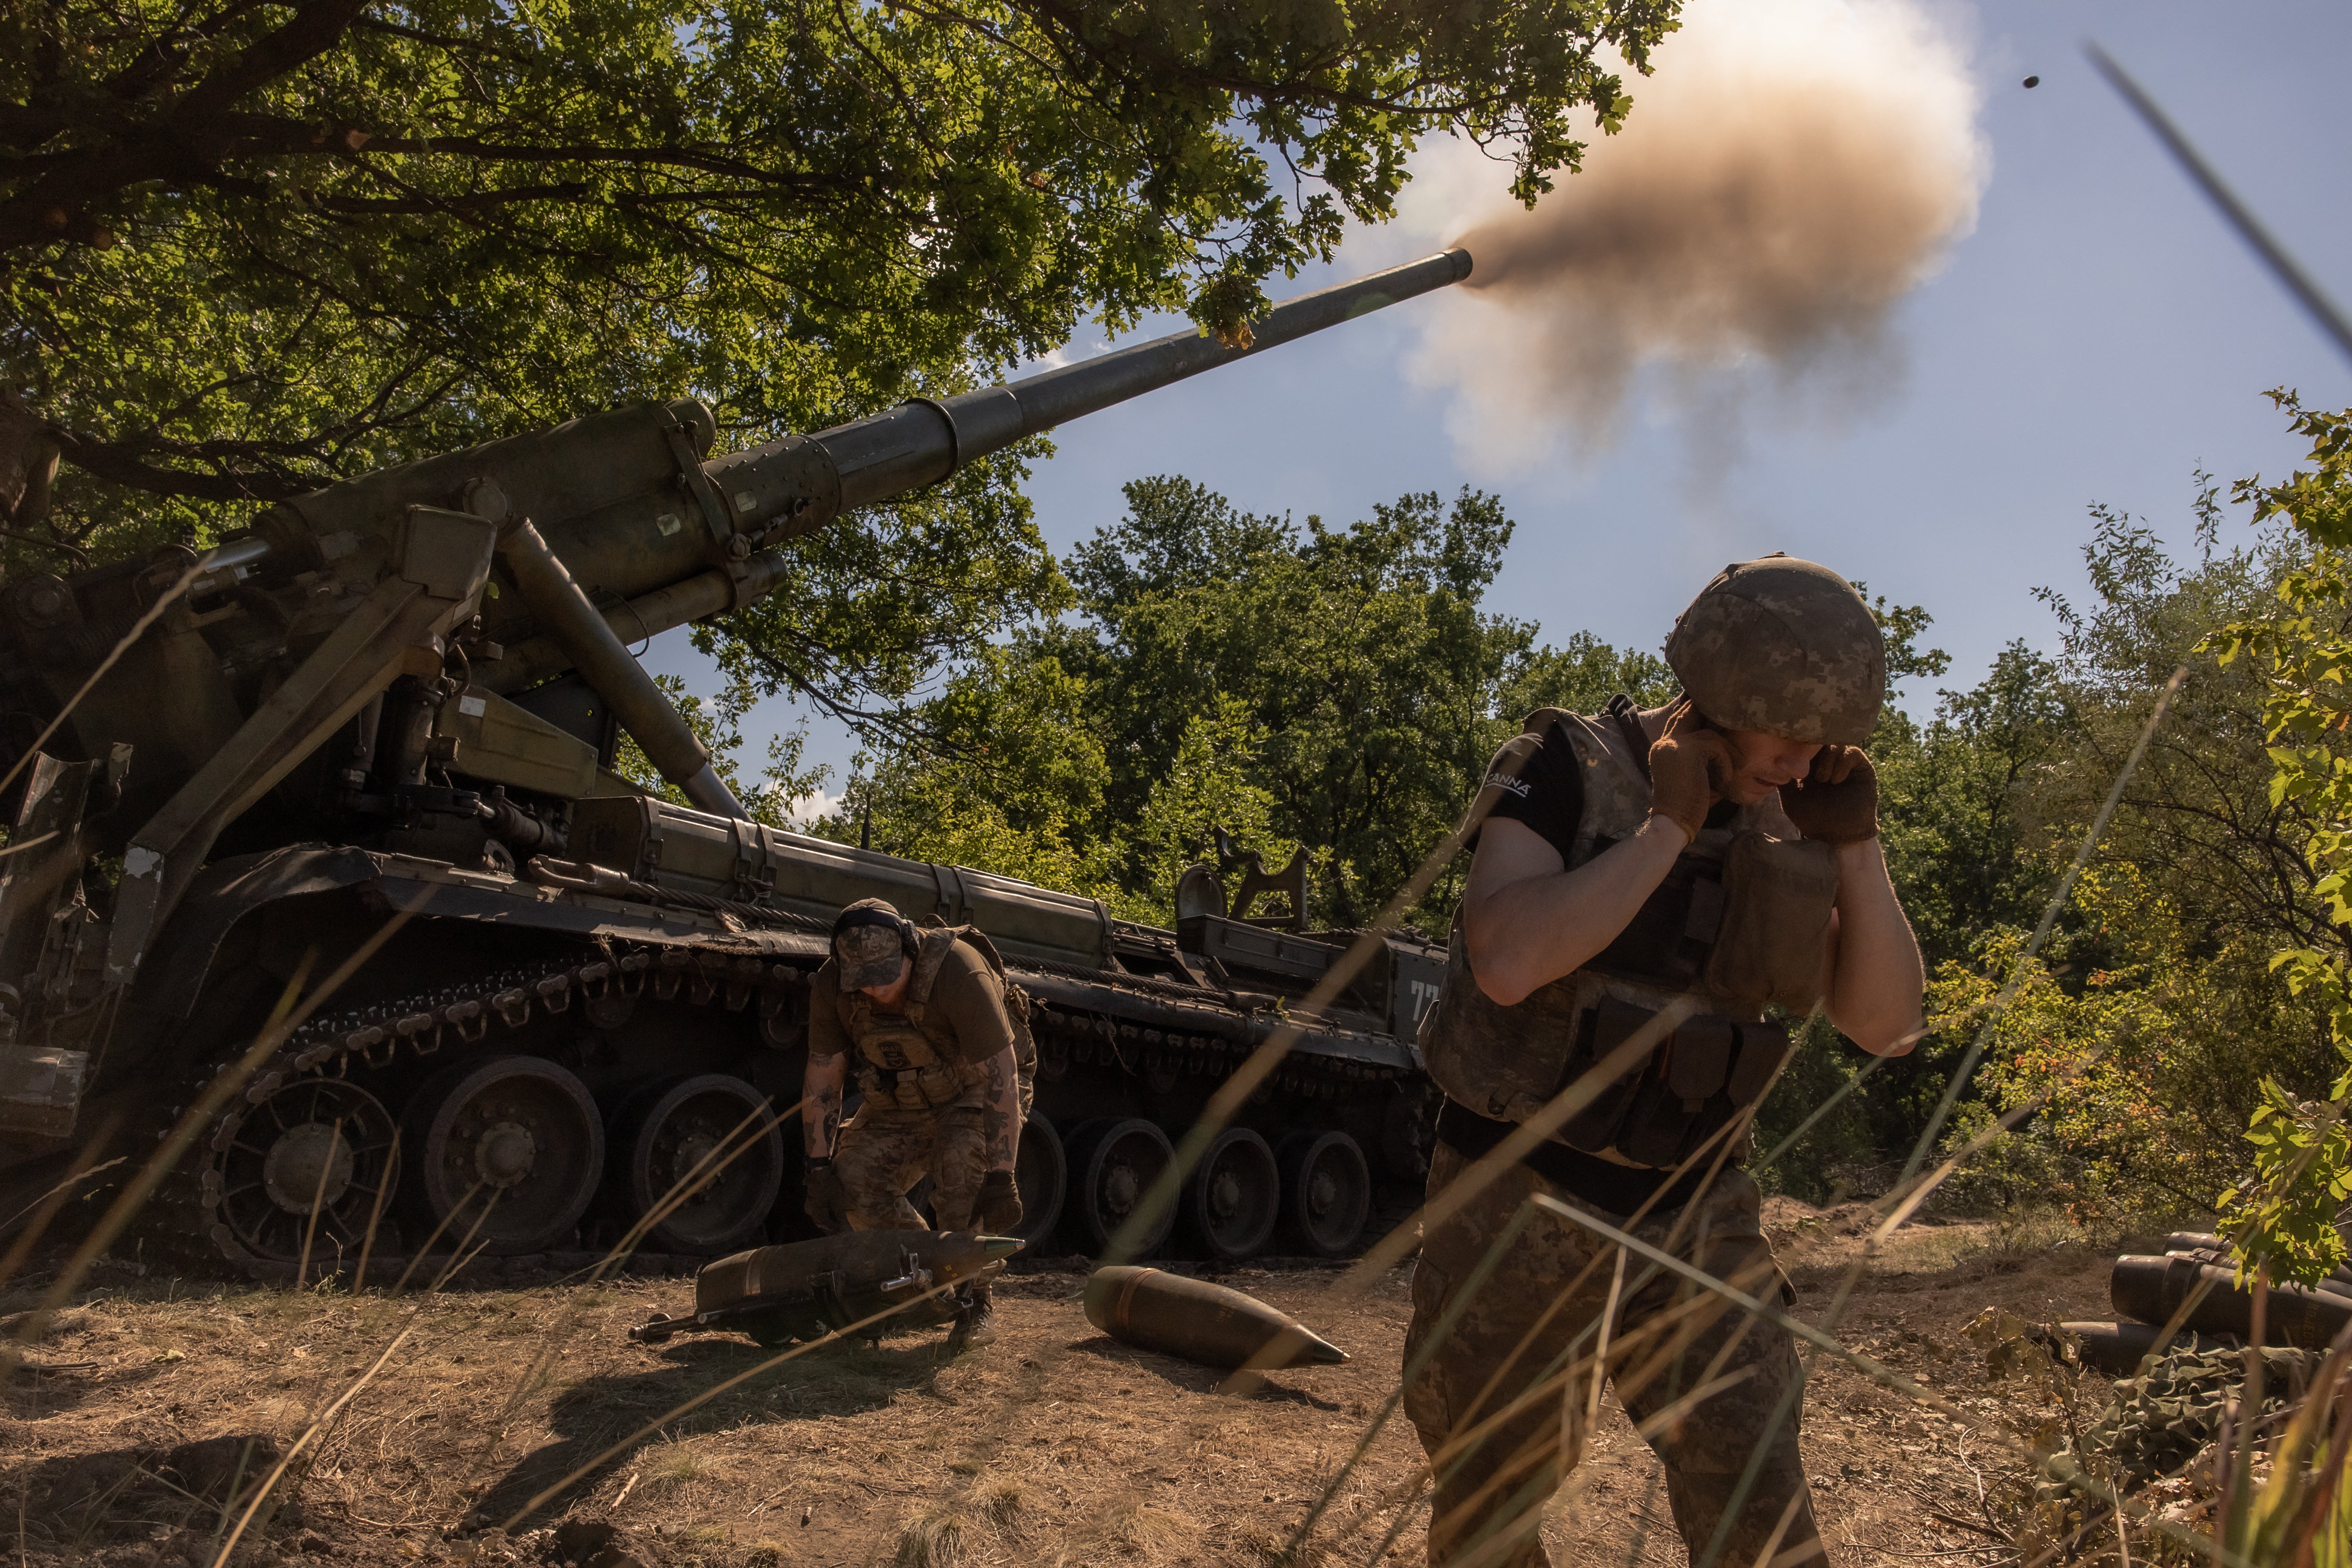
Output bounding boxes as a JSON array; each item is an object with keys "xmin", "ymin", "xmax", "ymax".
[
  {"xmin": 1664, "ymin": 554, "xmax": 1884, "ymax": 746},
  {"xmin": 831, "ymin": 897, "xmax": 915, "ymax": 990}
]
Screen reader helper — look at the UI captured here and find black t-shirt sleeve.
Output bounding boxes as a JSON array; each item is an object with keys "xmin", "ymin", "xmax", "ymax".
[{"xmin": 1481, "ymin": 720, "xmax": 1586, "ymax": 864}]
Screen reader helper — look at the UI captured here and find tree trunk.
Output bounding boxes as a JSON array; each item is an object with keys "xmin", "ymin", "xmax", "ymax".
[{"xmin": 0, "ymin": 389, "xmax": 60, "ymax": 531}]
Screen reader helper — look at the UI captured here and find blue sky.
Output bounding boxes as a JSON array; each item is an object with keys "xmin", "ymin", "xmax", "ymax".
[{"xmin": 649, "ymin": 0, "xmax": 2352, "ymax": 809}]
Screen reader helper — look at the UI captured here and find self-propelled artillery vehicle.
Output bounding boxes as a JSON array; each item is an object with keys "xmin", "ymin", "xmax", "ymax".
[{"xmin": 0, "ymin": 253, "xmax": 1470, "ymax": 1280}]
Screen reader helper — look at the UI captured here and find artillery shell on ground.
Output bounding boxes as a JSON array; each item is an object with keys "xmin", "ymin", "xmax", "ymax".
[
  {"xmin": 1082, "ymin": 1265, "xmax": 1347, "ymax": 1370},
  {"xmin": 2159, "ymin": 1233, "xmax": 2352, "ymax": 1297},
  {"xmin": 631, "ymin": 1230, "xmax": 1022, "ymax": 1347},
  {"xmin": 2054, "ymin": 1320, "xmax": 2241, "ymax": 1375},
  {"xmin": 2111, "ymin": 1254, "xmax": 2352, "ymax": 1348}
]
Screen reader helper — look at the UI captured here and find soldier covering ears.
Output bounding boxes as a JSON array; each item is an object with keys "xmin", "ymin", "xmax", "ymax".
[
  {"xmin": 801, "ymin": 898, "xmax": 1033, "ymax": 1351},
  {"xmin": 1405, "ymin": 555, "xmax": 1926, "ymax": 1568}
]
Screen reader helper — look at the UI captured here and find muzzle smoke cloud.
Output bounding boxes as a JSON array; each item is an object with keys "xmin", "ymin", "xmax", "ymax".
[{"xmin": 1405, "ymin": 0, "xmax": 1986, "ymax": 474}]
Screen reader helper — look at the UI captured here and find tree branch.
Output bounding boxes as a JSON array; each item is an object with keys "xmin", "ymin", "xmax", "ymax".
[
  {"xmin": 0, "ymin": 0, "xmax": 371, "ymax": 249},
  {"xmin": 46, "ymin": 428, "xmax": 315, "ymax": 502}
]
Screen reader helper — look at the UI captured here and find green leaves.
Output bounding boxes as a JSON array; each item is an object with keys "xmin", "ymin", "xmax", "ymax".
[
  {"xmin": 1873, "ymin": 639, "xmax": 2064, "ymax": 973},
  {"xmin": 770, "ymin": 475, "xmax": 1641, "ymax": 928},
  {"xmin": 1824, "ymin": 484, "xmax": 2352, "ymax": 1221},
  {"xmin": 2216, "ymin": 1074, "xmax": 2351, "ymax": 1287},
  {"xmin": 2207, "ymin": 400, "xmax": 2352, "ymax": 1283},
  {"xmin": 3, "ymin": 0, "xmax": 1678, "ymax": 585},
  {"xmin": 1924, "ymin": 871, "xmax": 2323, "ymax": 1226},
  {"xmin": 2236, "ymin": 393, "xmax": 2352, "ymax": 550},
  {"xmin": 1051, "ymin": 478, "xmax": 1536, "ymax": 920}
]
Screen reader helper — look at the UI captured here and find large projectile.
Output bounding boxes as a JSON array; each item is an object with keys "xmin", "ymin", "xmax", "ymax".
[
  {"xmin": 630, "ymin": 1230, "xmax": 1022, "ymax": 1347},
  {"xmin": 2111, "ymin": 1253, "xmax": 2352, "ymax": 1348},
  {"xmin": 2054, "ymin": 1320, "xmax": 2239, "ymax": 1376},
  {"xmin": 1083, "ymin": 1265, "xmax": 1348, "ymax": 1370}
]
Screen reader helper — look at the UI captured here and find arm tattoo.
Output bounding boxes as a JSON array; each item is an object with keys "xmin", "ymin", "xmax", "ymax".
[
  {"xmin": 982, "ymin": 1045, "xmax": 1018, "ymax": 1170},
  {"xmin": 802, "ymin": 1053, "xmax": 847, "ymax": 1159}
]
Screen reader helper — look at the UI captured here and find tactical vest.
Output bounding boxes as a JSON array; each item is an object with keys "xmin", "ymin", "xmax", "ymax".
[
  {"xmin": 1417, "ymin": 700, "xmax": 1840, "ymax": 1170},
  {"xmin": 839, "ymin": 925, "xmax": 1039, "ymax": 1114}
]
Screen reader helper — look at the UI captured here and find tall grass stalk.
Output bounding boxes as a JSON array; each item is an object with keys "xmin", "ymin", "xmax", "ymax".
[{"xmin": 2214, "ymin": 1321, "xmax": 2352, "ymax": 1568}]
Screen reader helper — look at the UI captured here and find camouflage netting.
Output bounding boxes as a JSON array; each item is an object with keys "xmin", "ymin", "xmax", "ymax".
[
  {"xmin": 2065, "ymin": 1344, "xmax": 2322, "ymax": 1497},
  {"xmin": 1970, "ymin": 1307, "xmax": 2339, "ymax": 1566}
]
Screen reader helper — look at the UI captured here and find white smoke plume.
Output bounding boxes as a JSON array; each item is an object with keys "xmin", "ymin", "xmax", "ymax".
[{"xmin": 1403, "ymin": 0, "xmax": 1987, "ymax": 475}]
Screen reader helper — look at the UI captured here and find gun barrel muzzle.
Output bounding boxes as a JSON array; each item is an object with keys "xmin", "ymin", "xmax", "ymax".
[{"xmin": 817, "ymin": 249, "xmax": 1473, "ymax": 510}]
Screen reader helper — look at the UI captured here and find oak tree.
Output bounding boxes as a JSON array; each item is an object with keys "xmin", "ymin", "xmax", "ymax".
[{"xmin": 2, "ymin": 0, "xmax": 1677, "ymax": 574}]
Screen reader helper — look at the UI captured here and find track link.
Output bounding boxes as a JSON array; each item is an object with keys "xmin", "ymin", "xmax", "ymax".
[
  {"xmin": 146, "ymin": 938, "xmax": 1418, "ymax": 1283},
  {"xmin": 152, "ymin": 942, "xmax": 810, "ymax": 1280}
]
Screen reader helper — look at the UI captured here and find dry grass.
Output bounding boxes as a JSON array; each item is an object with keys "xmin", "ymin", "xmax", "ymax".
[
  {"xmin": 975, "ymin": 1477, "xmax": 1032, "ymax": 1531},
  {"xmin": 1109, "ymin": 1502, "xmax": 1200, "ymax": 1553},
  {"xmin": 0, "ymin": 1205, "xmax": 2129, "ymax": 1568},
  {"xmin": 887, "ymin": 1506, "xmax": 968, "ymax": 1568}
]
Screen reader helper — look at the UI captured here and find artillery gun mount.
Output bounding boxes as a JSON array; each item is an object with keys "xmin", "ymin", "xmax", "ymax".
[{"xmin": 0, "ymin": 254, "xmax": 1472, "ymax": 1280}]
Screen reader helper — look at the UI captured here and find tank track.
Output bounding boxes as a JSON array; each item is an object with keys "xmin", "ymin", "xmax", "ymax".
[
  {"xmin": 144, "ymin": 938, "xmax": 1419, "ymax": 1283},
  {"xmin": 148, "ymin": 942, "xmax": 811, "ymax": 1283}
]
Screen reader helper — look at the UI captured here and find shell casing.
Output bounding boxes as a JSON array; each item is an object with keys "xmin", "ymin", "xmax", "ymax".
[
  {"xmin": 1082, "ymin": 1265, "xmax": 1347, "ymax": 1370},
  {"xmin": 686, "ymin": 1230, "xmax": 1022, "ymax": 1345},
  {"xmin": 2111, "ymin": 1254, "xmax": 2352, "ymax": 1348}
]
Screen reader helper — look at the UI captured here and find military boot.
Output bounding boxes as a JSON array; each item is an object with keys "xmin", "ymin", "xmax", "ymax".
[{"xmin": 944, "ymin": 1282, "xmax": 998, "ymax": 1352}]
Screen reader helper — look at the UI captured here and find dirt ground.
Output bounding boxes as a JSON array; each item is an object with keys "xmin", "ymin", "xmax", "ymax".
[{"xmin": 0, "ymin": 1202, "xmax": 2130, "ymax": 1568}]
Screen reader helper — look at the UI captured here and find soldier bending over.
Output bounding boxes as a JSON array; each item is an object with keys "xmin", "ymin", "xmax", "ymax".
[
  {"xmin": 1407, "ymin": 556, "xmax": 1926, "ymax": 1568},
  {"xmin": 801, "ymin": 898, "xmax": 1030, "ymax": 1350}
]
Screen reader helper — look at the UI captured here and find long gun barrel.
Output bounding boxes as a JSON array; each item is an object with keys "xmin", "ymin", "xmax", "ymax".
[
  {"xmin": 0, "ymin": 251, "xmax": 1470, "ymax": 999},
  {"xmin": 775, "ymin": 247, "xmax": 1474, "ymax": 514},
  {"xmin": 522, "ymin": 249, "xmax": 1472, "ymax": 690},
  {"xmin": 227, "ymin": 251, "xmax": 1473, "ymax": 706}
]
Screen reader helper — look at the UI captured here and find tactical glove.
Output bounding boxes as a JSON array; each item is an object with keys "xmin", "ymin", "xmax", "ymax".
[
  {"xmin": 1782, "ymin": 745, "xmax": 1879, "ymax": 844},
  {"xmin": 975, "ymin": 1169, "xmax": 1022, "ymax": 1233},
  {"xmin": 1647, "ymin": 699, "xmax": 1733, "ymax": 844},
  {"xmin": 803, "ymin": 1158, "xmax": 847, "ymax": 1234}
]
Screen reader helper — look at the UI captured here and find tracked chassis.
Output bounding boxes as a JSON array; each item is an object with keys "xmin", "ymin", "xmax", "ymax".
[
  {"xmin": 0, "ymin": 254, "xmax": 1472, "ymax": 1281},
  {"xmin": 40, "ymin": 834, "xmax": 1440, "ymax": 1281}
]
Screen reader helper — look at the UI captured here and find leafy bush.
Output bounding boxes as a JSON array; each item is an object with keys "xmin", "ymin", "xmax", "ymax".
[{"xmin": 2203, "ymin": 396, "xmax": 2352, "ymax": 1282}]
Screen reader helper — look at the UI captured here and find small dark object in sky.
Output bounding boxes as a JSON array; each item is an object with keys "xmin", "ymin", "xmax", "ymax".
[{"xmin": 2023, "ymin": 75, "xmax": 2040, "ymax": 88}]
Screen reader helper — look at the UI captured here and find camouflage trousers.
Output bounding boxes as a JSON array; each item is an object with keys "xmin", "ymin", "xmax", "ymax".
[
  {"xmin": 1403, "ymin": 1141, "xmax": 1821, "ymax": 1568},
  {"xmin": 836, "ymin": 1105, "xmax": 995, "ymax": 1234}
]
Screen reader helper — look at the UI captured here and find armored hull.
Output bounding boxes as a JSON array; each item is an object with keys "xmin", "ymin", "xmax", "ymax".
[
  {"xmin": 0, "ymin": 254, "xmax": 1471, "ymax": 1280},
  {"xmin": 4, "ymin": 812, "xmax": 1439, "ymax": 1279}
]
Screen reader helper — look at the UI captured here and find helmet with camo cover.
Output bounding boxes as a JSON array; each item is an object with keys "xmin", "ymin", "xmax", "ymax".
[{"xmin": 1664, "ymin": 554, "xmax": 1884, "ymax": 746}]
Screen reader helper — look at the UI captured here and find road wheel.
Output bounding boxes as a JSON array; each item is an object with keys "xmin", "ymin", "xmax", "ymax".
[
  {"xmin": 1278, "ymin": 1131, "xmax": 1371, "ymax": 1258},
  {"xmin": 1063, "ymin": 1117, "xmax": 1175, "ymax": 1259},
  {"xmin": 216, "ymin": 1078, "xmax": 401, "ymax": 1266},
  {"xmin": 404, "ymin": 1056, "xmax": 603, "ymax": 1255},
  {"xmin": 1010, "ymin": 1109, "xmax": 1066, "ymax": 1249},
  {"xmin": 1182, "ymin": 1127, "xmax": 1279, "ymax": 1261},
  {"xmin": 612, "ymin": 1074, "xmax": 783, "ymax": 1256}
]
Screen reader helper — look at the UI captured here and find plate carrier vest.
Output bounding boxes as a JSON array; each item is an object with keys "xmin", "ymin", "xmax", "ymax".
[
  {"xmin": 1417, "ymin": 699, "xmax": 1840, "ymax": 1170},
  {"xmin": 839, "ymin": 925, "xmax": 1038, "ymax": 1114}
]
